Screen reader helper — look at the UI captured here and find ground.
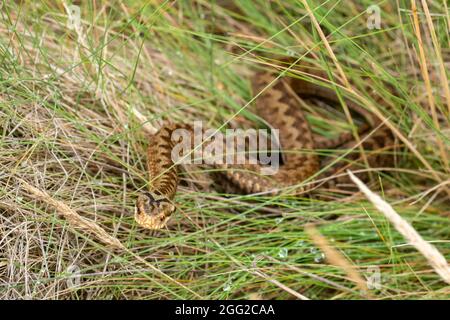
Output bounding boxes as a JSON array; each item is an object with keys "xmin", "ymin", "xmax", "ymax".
[{"xmin": 0, "ymin": 1, "xmax": 449, "ymax": 299}]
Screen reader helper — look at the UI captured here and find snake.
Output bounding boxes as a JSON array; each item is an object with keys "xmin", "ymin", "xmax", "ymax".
[{"xmin": 135, "ymin": 61, "xmax": 395, "ymax": 229}]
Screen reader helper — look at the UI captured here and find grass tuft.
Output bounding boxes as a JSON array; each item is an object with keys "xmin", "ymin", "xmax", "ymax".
[{"xmin": 0, "ymin": 1, "xmax": 448, "ymax": 299}]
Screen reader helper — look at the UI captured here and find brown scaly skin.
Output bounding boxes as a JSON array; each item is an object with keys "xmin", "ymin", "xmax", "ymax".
[
  {"xmin": 135, "ymin": 192, "xmax": 175, "ymax": 229},
  {"xmin": 134, "ymin": 123, "xmax": 182, "ymax": 229},
  {"xmin": 135, "ymin": 65, "xmax": 395, "ymax": 229}
]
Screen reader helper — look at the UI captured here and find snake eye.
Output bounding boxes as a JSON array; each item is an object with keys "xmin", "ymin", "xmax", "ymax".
[{"xmin": 165, "ymin": 203, "xmax": 175, "ymax": 213}]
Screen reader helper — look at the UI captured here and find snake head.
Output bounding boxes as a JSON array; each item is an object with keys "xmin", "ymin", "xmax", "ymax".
[{"xmin": 135, "ymin": 192, "xmax": 176, "ymax": 229}]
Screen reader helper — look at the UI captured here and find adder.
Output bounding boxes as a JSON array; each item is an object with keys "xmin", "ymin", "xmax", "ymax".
[{"xmin": 135, "ymin": 61, "xmax": 395, "ymax": 229}]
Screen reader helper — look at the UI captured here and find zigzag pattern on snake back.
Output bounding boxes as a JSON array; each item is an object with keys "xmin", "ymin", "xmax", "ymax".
[{"xmin": 135, "ymin": 62, "xmax": 395, "ymax": 229}]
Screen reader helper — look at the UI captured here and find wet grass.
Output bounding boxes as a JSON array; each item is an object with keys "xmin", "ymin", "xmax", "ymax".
[{"xmin": 0, "ymin": 1, "xmax": 448, "ymax": 299}]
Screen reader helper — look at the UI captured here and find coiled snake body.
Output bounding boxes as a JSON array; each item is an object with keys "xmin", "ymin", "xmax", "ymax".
[{"xmin": 135, "ymin": 63, "xmax": 394, "ymax": 229}]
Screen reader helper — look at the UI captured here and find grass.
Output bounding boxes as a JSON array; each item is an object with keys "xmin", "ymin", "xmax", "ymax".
[{"xmin": 0, "ymin": 0, "xmax": 449, "ymax": 299}]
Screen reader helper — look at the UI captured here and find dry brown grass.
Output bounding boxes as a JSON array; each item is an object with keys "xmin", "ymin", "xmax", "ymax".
[{"xmin": 0, "ymin": 1, "xmax": 448, "ymax": 299}]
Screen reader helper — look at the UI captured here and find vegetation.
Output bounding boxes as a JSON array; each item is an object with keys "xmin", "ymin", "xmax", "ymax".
[{"xmin": 0, "ymin": 1, "xmax": 448, "ymax": 299}]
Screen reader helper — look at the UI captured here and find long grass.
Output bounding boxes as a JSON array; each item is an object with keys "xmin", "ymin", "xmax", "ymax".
[{"xmin": 0, "ymin": 1, "xmax": 448, "ymax": 299}]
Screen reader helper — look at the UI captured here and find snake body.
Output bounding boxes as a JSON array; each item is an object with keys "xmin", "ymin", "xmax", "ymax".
[{"xmin": 135, "ymin": 63, "xmax": 394, "ymax": 229}]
